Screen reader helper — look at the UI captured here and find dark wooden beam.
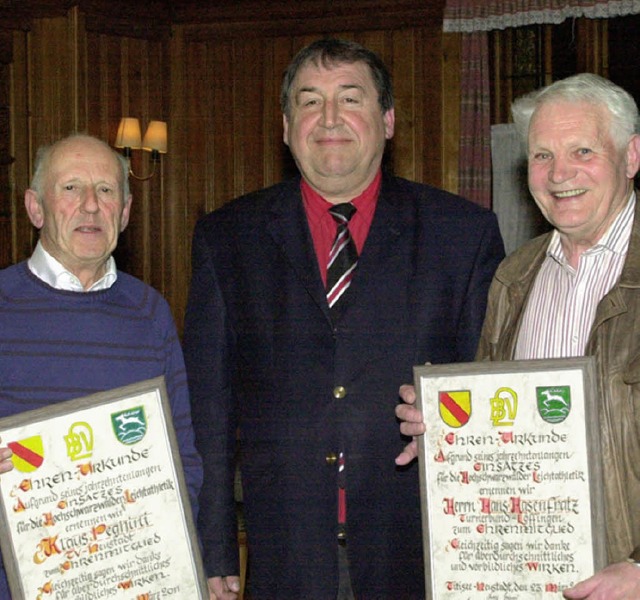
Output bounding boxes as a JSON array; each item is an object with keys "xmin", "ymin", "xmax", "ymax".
[
  {"xmin": 175, "ymin": 0, "xmax": 445, "ymax": 41},
  {"xmin": 0, "ymin": 0, "xmax": 445, "ymax": 37},
  {"xmin": 0, "ymin": 1, "xmax": 171, "ymax": 37}
]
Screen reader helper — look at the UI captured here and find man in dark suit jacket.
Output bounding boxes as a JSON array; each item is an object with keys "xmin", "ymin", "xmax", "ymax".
[{"xmin": 183, "ymin": 38, "xmax": 505, "ymax": 600}]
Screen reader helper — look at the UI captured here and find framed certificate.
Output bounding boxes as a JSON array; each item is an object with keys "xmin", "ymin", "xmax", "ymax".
[
  {"xmin": 414, "ymin": 357, "xmax": 604, "ymax": 599},
  {"xmin": 0, "ymin": 377, "xmax": 209, "ymax": 599}
]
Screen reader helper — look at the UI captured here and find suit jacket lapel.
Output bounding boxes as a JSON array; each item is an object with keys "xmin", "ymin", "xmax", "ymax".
[
  {"xmin": 358, "ymin": 181, "xmax": 403, "ymax": 271},
  {"xmin": 332, "ymin": 177, "xmax": 404, "ymax": 320},
  {"xmin": 266, "ymin": 181, "xmax": 332, "ymax": 320},
  {"xmin": 264, "ymin": 176, "xmax": 404, "ymax": 323}
]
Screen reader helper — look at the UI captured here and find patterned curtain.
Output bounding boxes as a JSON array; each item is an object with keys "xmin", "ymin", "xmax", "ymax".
[
  {"xmin": 445, "ymin": 0, "xmax": 640, "ymax": 208},
  {"xmin": 458, "ymin": 32, "xmax": 491, "ymax": 209}
]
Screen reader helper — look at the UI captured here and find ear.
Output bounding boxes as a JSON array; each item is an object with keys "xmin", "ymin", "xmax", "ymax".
[
  {"xmin": 119, "ymin": 194, "xmax": 133, "ymax": 232},
  {"xmin": 282, "ymin": 114, "xmax": 290, "ymax": 147},
  {"xmin": 626, "ymin": 134, "xmax": 640, "ymax": 179},
  {"xmin": 383, "ymin": 108, "xmax": 395, "ymax": 140},
  {"xmin": 24, "ymin": 189, "xmax": 44, "ymax": 229}
]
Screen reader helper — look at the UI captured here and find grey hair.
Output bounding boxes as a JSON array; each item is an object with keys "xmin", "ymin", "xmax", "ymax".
[
  {"xmin": 280, "ymin": 38, "xmax": 394, "ymax": 118},
  {"xmin": 30, "ymin": 133, "xmax": 131, "ymax": 201},
  {"xmin": 511, "ymin": 73, "xmax": 640, "ymax": 152}
]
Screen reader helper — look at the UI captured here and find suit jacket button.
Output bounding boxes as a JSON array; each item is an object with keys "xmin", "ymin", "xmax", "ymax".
[
  {"xmin": 326, "ymin": 452, "xmax": 338, "ymax": 465},
  {"xmin": 333, "ymin": 386, "xmax": 346, "ymax": 399}
]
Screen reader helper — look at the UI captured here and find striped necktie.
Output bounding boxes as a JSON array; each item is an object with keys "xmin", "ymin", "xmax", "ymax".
[{"xmin": 326, "ymin": 202, "xmax": 358, "ymax": 314}]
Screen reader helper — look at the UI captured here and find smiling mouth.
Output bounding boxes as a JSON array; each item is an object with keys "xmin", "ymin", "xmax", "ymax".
[
  {"xmin": 316, "ymin": 135, "xmax": 351, "ymax": 143},
  {"xmin": 553, "ymin": 189, "xmax": 587, "ymax": 199}
]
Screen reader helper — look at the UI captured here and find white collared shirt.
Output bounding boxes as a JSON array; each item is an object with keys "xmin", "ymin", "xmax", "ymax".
[
  {"xmin": 515, "ymin": 192, "xmax": 635, "ymax": 360},
  {"xmin": 28, "ymin": 240, "xmax": 118, "ymax": 292}
]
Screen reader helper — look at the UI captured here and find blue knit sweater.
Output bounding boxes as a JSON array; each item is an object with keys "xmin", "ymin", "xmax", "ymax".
[{"xmin": 0, "ymin": 261, "xmax": 202, "ymax": 598}]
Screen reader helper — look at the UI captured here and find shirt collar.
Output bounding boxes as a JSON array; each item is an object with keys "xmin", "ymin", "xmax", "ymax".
[
  {"xmin": 28, "ymin": 240, "xmax": 118, "ymax": 292},
  {"xmin": 547, "ymin": 191, "xmax": 636, "ymax": 264},
  {"xmin": 301, "ymin": 170, "xmax": 381, "ymax": 223}
]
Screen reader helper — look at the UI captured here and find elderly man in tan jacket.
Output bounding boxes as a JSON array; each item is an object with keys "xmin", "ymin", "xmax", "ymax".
[{"xmin": 397, "ymin": 73, "xmax": 640, "ymax": 600}]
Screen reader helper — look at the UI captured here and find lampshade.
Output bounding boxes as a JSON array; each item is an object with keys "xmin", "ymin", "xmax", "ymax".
[
  {"xmin": 114, "ymin": 117, "xmax": 142, "ymax": 149},
  {"xmin": 142, "ymin": 121, "xmax": 168, "ymax": 154}
]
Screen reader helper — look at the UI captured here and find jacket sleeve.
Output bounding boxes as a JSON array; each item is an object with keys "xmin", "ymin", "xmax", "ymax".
[{"xmin": 182, "ymin": 218, "xmax": 240, "ymax": 578}]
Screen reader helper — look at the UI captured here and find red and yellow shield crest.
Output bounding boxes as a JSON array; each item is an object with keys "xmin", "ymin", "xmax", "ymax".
[{"xmin": 438, "ymin": 390, "xmax": 471, "ymax": 428}]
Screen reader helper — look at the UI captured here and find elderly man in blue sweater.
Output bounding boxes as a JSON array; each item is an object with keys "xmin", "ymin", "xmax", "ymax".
[{"xmin": 0, "ymin": 134, "xmax": 202, "ymax": 598}]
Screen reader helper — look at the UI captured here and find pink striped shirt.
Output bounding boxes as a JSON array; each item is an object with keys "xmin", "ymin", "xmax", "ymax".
[{"xmin": 515, "ymin": 193, "xmax": 635, "ymax": 360}]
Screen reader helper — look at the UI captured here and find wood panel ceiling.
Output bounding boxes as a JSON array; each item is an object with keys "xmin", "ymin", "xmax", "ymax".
[{"xmin": 0, "ymin": 0, "xmax": 445, "ymax": 38}]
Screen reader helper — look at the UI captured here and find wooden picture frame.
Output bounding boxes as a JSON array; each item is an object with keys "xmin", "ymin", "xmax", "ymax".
[
  {"xmin": 0, "ymin": 376, "xmax": 209, "ymax": 599},
  {"xmin": 414, "ymin": 357, "xmax": 604, "ymax": 599}
]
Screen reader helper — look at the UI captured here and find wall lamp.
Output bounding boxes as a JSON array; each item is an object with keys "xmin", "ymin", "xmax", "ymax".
[{"xmin": 114, "ymin": 118, "xmax": 167, "ymax": 181}]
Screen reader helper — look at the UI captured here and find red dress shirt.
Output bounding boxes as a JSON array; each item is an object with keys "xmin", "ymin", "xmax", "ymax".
[{"xmin": 302, "ymin": 171, "xmax": 380, "ymax": 286}]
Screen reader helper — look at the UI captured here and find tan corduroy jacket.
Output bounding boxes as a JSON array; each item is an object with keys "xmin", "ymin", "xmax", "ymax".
[{"xmin": 477, "ymin": 197, "xmax": 640, "ymax": 564}]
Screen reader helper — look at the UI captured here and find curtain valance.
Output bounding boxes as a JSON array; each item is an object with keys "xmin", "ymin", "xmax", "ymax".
[{"xmin": 444, "ymin": 0, "xmax": 640, "ymax": 32}]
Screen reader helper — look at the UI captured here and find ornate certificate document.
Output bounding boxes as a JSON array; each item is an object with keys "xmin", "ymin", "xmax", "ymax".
[
  {"xmin": 0, "ymin": 377, "xmax": 208, "ymax": 599},
  {"xmin": 414, "ymin": 358, "xmax": 604, "ymax": 600}
]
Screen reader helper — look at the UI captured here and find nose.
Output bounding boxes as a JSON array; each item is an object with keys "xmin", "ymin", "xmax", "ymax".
[
  {"xmin": 320, "ymin": 100, "xmax": 340, "ymax": 128},
  {"xmin": 80, "ymin": 188, "xmax": 99, "ymax": 213},
  {"xmin": 548, "ymin": 156, "xmax": 575, "ymax": 184}
]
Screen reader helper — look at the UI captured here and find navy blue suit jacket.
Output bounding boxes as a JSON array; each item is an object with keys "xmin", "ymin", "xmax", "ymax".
[{"xmin": 183, "ymin": 174, "xmax": 505, "ymax": 599}]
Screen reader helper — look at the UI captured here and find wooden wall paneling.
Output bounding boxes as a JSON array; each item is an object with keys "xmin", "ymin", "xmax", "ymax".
[
  {"xmin": 141, "ymin": 38, "xmax": 164, "ymax": 290},
  {"xmin": 148, "ymin": 37, "xmax": 169, "ymax": 297},
  {"xmin": 181, "ymin": 38, "xmax": 211, "ymax": 228},
  {"xmin": 10, "ymin": 30, "xmax": 33, "ymax": 264},
  {"xmin": 542, "ymin": 25, "xmax": 553, "ymax": 86},
  {"xmin": 209, "ymin": 40, "xmax": 234, "ymax": 211},
  {"xmin": 273, "ymin": 37, "xmax": 300, "ymax": 183},
  {"xmin": 420, "ymin": 23, "xmax": 444, "ymax": 189},
  {"xmin": 261, "ymin": 37, "xmax": 278, "ymax": 187},
  {"xmin": 16, "ymin": 14, "xmax": 80, "ymax": 264},
  {"xmin": 441, "ymin": 32, "xmax": 460, "ymax": 194},
  {"xmin": 82, "ymin": 28, "xmax": 168, "ymax": 293},
  {"xmin": 233, "ymin": 39, "xmax": 266, "ymax": 198},
  {"xmin": 29, "ymin": 16, "xmax": 77, "ymax": 143},
  {"xmin": 167, "ymin": 33, "xmax": 231, "ymax": 332},
  {"xmin": 112, "ymin": 35, "xmax": 167, "ymax": 285},
  {"xmin": 387, "ymin": 28, "xmax": 416, "ymax": 181},
  {"xmin": 261, "ymin": 37, "xmax": 289, "ymax": 188},
  {"xmin": 123, "ymin": 35, "xmax": 168, "ymax": 293},
  {"xmin": 577, "ymin": 18, "xmax": 608, "ymax": 77},
  {"xmin": 68, "ymin": 7, "xmax": 86, "ymax": 131},
  {"xmin": 165, "ymin": 27, "xmax": 191, "ymax": 333},
  {"xmin": 86, "ymin": 33, "xmax": 113, "ymax": 142},
  {"xmin": 106, "ymin": 34, "xmax": 125, "ymax": 140},
  {"xmin": 407, "ymin": 28, "xmax": 425, "ymax": 184},
  {"xmin": 112, "ymin": 36, "xmax": 147, "ymax": 281}
]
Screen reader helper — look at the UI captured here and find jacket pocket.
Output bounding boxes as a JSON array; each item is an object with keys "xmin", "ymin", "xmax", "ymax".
[{"xmin": 622, "ymin": 352, "xmax": 640, "ymax": 385}]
